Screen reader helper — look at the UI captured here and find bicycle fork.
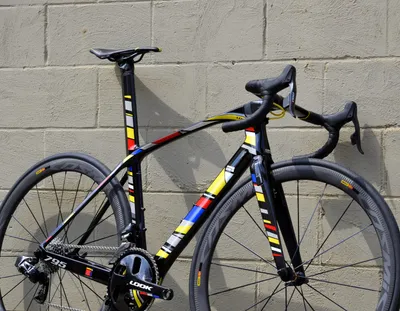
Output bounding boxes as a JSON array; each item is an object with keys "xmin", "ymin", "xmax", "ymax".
[{"xmin": 250, "ymin": 155, "xmax": 307, "ymax": 284}]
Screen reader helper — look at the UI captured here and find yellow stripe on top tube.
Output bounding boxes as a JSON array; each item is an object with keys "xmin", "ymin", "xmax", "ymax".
[
  {"xmin": 206, "ymin": 169, "xmax": 226, "ymax": 196},
  {"xmin": 245, "ymin": 133, "xmax": 256, "ymax": 145}
]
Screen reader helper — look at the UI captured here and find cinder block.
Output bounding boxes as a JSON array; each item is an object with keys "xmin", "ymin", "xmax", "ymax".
[
  {"xmin": 48, "ymin": 3, "xmax": 151, "ymax": 65},
  {"xmin": 324, "ymin": 60, "xmax": 400, "ymax": 127},
  {"xmin": 0, "ymin": 68, "xmax": 97, "ymax": 128},
  {"xmin": 206, "ymin": 62, "xmax": 324, "ymax": 127},
  {"xmin": 388, "ymin": 0, "xmax": 400, "ymax": 55},
  {"xmin": 267, "ymin": 0, "xmax": 386, "ymax": 59},
  {"xmin": 145, "ymin": 128, "xmax": 244, "ymax": 192},
  {"xmin": 153, "ymin": 0, "xmax": 263, "ymax": 62},
  {"xmin": 383, "ymin": 129, "xmax": 400, "ymax": 196},
  {"xmin": 329, "ymin": 128, "xmax": 383, "ymax": 192},
  {"xmin": 0, "ymin": 7, "xmax": 44, "ymax": 67},
  {"xmin": 98, "ymin": 64, "xmax": 207, "ymax": 128},
  {"xmin": 151, "ymin": 259, "xmax": 191, "ymax": 311},
  {"xmin": 0, "ymin": 131, "xmax": 44, "ymax": 189}
]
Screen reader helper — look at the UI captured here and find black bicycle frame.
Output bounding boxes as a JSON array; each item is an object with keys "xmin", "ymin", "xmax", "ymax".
[{"xmin": 38, "ymin": 58, "xmax": 303, "ymax": 285}]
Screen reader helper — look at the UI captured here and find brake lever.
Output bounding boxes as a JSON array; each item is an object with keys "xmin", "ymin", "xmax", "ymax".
[{"xmin": 348, "ymin": 102, "xmax": 364, "ymax": 154}]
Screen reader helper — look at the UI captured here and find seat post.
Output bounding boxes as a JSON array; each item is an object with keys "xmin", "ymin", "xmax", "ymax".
[
  {"xmin": 119, "ymin": 59, "xmax": 140, "ymax": 153},
  {"xmin": 118, "ymin": 59, "xmax": 147, "ymax": 249}
]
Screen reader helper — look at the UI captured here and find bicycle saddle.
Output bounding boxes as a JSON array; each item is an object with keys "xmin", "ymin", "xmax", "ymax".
[{"xmin": 90, "ymin": 47, "xmax": 161, "ymax": 61}]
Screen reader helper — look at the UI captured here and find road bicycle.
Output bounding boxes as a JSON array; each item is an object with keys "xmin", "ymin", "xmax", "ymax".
[{"xmin": 0, "ymin": 47, "xmax": 399, "ymax": 311}]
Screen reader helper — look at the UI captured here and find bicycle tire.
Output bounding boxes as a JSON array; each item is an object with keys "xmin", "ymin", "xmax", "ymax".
[
  {"xmin": 0, "ymin": 152, "xmax": 131, "ymax": 311},
  {"xmin": 189, "ymin": 158, "xmax": 400, "ymax": 311}
]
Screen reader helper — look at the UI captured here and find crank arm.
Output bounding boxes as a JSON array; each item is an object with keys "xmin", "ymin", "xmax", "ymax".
[
  {"xmin": 111, "ymin": 273, "xmax": 174, "ymax": 300},
  {"xmin": 128, "ymin": 278, "xmax": 174, "ymax": 300}
]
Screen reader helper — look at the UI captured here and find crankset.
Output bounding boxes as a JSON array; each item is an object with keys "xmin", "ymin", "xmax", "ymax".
[{"xmin": 108, "ymin": 248, "xmax": 174, "ymax": 311}]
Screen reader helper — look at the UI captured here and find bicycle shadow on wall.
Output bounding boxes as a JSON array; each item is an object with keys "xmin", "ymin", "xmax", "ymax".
[
  {"xmin": 322, "ymin": 128, "xmax": 385, "ymax": 269},
  {"xmin": 133, "ymin": 76, "xmax": 242, "ymax": 310}
]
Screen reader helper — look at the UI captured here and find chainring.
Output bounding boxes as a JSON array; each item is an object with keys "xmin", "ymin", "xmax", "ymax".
[{"xmin": 108, "ymin": 248, "xmax": 159, "ymax": 311}]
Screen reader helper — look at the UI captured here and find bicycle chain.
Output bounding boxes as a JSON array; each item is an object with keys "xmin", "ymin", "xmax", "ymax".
[
  {"xmin": 44, "ymin": 302, "xmax": 85, "ymax": 311},
  {"xmin": 49, "ymin": 238, "xmax": 120, "ymax": 252}
]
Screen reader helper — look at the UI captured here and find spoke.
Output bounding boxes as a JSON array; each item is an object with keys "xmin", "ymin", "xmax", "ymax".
[
  {"xmin": 48, "ymin": 276, "xmax": 52, "ymax": 309},
  {"xmin": 260, "ymin": 281, "xmax": 284, "ymax": 311},
  {"xmin": 291, "ymin": 183, "xmax": 327, "ymax": 263},
  {"xmin": 23, "ymin": 198, "xmax": 47, "ymax": 239},
  {"xmin": 59, "ymin": 272, "xmax": 62, "ymax": 306},
  {"xmin": 51, "ymin": 175, "xmax": 64, "ymax": 227},
  {"xmin": 243, "ymin": 281, "xmax": 283, "ymax": 311},
  {"xmin": 36, "ymin": 185, "xmax": 49, "ymax": 236},
  {"xmin": 295, "ymin": 223, "xmax": 373, "ymax": 270},
  {"xmin": 62, "ymin": 173, "xmax": 84, "ymax": 241},
  {"xmin": 58, "ymin": 271, "xmax": 71, "ymax": 308},
  {"xmin": 66, "ymin": 272, "xmax": 92, "ymax": 311},
  {"xmin": 295, "ymin": 286, "xmax": 315, "ymax": 311},
  {"xmin": 5, "ymin": 233, "xmax": 38, "ymax": 244},
  {"xmin": 1, "ymin": 254, "xmax": 30, "ymax": 258},
  {"xmin": 211, "ymin": 262, "xmax": 277, "ymax": 276},
  {"xmin": 286, "ymin": 286, "xmax": 296, "ymax": 309},
  {"xmin": 209, "ymin": 275, "xmax": 278, "ymax": 296},
  {"xmin": 1, "ymin": 273, "xmax": 26, "ymax": 279},
  {"xmin": 300, "ymin": 286, "xmax": 308, "ymax": 311},
  {"xmin": 70, "ymin": 211, "xmax": 114, "ymax": 244},
  {"xmin": 223, "ymin": 232, "xmax": 276, "ymax": 270},
  {"xmin": 305, "ymin": 199, "xmax": 354, "ymax": 271},
  {"xmin": 50, "ymin": 270, "xmax": 67, "ymax": 303},
  {"xmin": 2, "ymin": 276, "xmax": 27, "ymax": 298},
  {"xmin": 59, "ymin": 172, "xmax": 67, "ymax": 219},
  {"xmin": 72, "ymin": 174, "xmax": 83, "ymax": 210},
  {"xmin": 84, "ymin": 233, "xmax": 118, "ymax": 245},
  {"xmin": 84, "ymin": 181, "xmax": 96, "ymax": 200},
  {"xmin": 52, "ymin": 175, "xmax": 69, "ymax": 244},
  {"xmin": 285, "ymin": 285, "xmax": 288, "ymax": 310},
  {"xmin": 306, "ymin": 283, "xmax": 347, "ymax": 310},
  {"xmin": 11, "ymin": 215, "xmax": 40, "ymax": 244},
  {"xmin": 307, "ymin": 277, "xmax": 380, "ymax": 292},
  {"xmin": 309, "ymin": 256, "xmax": 382, "ymax": 278},
  {"xmin": 26, "ymin": 284, "xmax": 39, "ymax": 311},
  {"xmin": 76, "ymin": 274, "xmax": 93, "ymax": 311},
  {"xmin": 70, "ymin": 272, "xmax": 104, "ymax": 300},
  {"xmin": 12, "ymin": 283, "xmax": 36, "ymax": 310},
  {"xmin": 297, "ymin": 180, "xmax": 300, "ymax": 243},
  {"xmin": 242, "ymin": 205, "xmax": 270, "ymax": 241}
]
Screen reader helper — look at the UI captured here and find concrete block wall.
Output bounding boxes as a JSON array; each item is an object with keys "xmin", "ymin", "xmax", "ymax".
[{"xmin": 1, "ymin": 0, "xmax": 400, "ymax": 310}]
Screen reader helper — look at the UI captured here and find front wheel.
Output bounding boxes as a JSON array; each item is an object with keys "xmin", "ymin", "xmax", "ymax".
[{"xmin": 190, "ymin": 159, "xmax": 400, "ymax": 311}]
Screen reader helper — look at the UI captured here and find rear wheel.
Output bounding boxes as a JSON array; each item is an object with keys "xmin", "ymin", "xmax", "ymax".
[
  {"xmin": 190, "ymin": 159, "xmax": 400, "ymax": 311},
  {"xmin": 0, "ymin": 153, "xmax": 130, "ymax": 311}
]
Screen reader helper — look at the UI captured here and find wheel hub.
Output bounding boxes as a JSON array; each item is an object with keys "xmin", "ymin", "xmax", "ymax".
[{"xmin": 278, "ymin": 267, "xmax": 309, "ymax": 286}]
